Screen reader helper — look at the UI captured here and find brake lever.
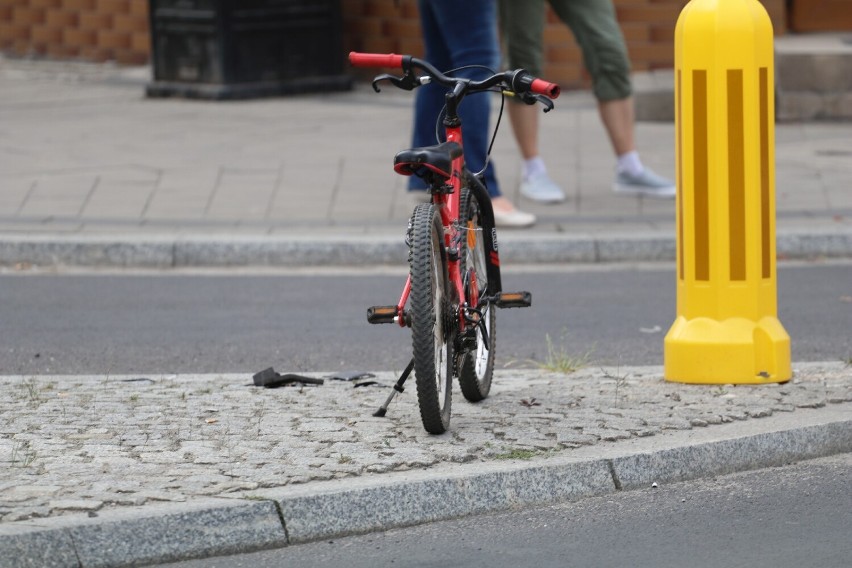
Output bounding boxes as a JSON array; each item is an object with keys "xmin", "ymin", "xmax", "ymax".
[
  {"xmin": 515, "ymin": 91, "xmax": 554, "ymax": 112},
  {"xmin": 537, "ymin": 94, "xmax": 555, "ymax": 113},
  {"xmin": 371, "ymin": 72, "xmax": 421, "ymax": 93},
  {"xmin": 517, "ymin": 91, "xmax": 538, "ymax": 105}
]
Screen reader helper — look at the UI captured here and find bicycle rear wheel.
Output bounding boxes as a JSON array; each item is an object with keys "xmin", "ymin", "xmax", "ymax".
[
  {"xmin": 458, "ymin": 187, "xmax": 495, "ymax": 402},
  {"xmin": 409, "ymin": 203, "xmax": 453, "ymax": 434}
]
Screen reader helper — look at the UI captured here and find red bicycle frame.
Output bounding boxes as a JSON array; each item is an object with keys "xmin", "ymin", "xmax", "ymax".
[
  {"xmin": 352, "ymin": 51, "xmax": 559, "ymax": 329},
  {"xmin": 391, "ymin": 120, "xmax": 468, "ymax": 329}
]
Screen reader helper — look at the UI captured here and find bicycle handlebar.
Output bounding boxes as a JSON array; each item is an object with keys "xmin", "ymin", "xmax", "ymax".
[{"xmin": 348, "ymin": 51, "xmax": 560, "ymax": 100}]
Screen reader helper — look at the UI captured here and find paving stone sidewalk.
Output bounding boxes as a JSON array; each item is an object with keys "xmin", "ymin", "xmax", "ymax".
[
  {"xmin": 3, "ymin": 362, "xmax": 851, "ymax": 524},
  {"xmin": 2, "ymin": 56, "xmax": 851, "ymax": 269}
]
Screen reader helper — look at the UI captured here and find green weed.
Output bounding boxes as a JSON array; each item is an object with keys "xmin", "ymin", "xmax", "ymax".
[
  {"xmin": 535, "ymin": 334, "xmax": 592, "ymax": 374},
  {"xmin": 20, "ymin": 377, "xmax": 41, "ymax": 405},
  {"xmin": 601, "ymin": 366, "xmax": 629, "ymax": 407},
  {"xmin": 11, "ymin": 441, "xmax": 37, "ymax": 467}
]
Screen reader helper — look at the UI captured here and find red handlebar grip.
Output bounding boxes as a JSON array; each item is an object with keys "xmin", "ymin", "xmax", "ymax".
[
  {"xmin": 530, "ymin": 78, "xmax": 561, "ymax": 99},
  {"xmin": 349, "ymin": 52, "xmax": 404, "ymax": 68}
]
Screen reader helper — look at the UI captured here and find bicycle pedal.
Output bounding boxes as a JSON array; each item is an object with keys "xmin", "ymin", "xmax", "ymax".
[
  {"xmin": 495, "ymin": 291, "xmax": 532, "ymax": 309},
  {"xmin": 367, "ymin": 305, "xmax": 398, "ymax": 324}
]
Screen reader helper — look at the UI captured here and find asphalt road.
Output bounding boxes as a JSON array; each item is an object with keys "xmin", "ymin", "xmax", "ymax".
[
  {"xmin": 1, "ymin": 262, "xmax": 849, "ymax": 376},
  {"xmin": 156, "ymin": 453, "xmax": 852, "ymax": 568}
]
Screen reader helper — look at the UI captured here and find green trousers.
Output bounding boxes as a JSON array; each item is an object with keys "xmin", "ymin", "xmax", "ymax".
[{"xmin": 499, "ymin": 0, "xmax": 632, "ymax": 101}]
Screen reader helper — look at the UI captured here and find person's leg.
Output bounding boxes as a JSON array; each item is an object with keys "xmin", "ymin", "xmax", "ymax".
[
  {"xmin": 549, "ymin": 0, "xmax": 633, "ymax": 153},
  {"xmin": 499, "ymin": 0, "xmax": 565, "ymax": 203},
  {"xmin": 414, "ymin": 0, "xmax": 535, "ymax": 225},
  {"xmin": 508, "ymin": 105, "xmax": 539, "ymax": 160},
  {"xmin": 414, "ymin": 0, "xmax": 501, "ymax": 197},
  {"xmin": 551, "ymin": 0, "xmax": 674, "ymax": 198},
  {"xmin": 409, "ymin": 0, "xmax": 453, "ymax": 192},
  {"xmin": 508, "ymin": 100, "xmax": 565, "ymax": 203},
  {"xmin": 598, "ymin": 97, "xmax": 635, "ymax": 157},
  {"xmin": 500, "ymin": 0, "xmax": 545, "ymax": 161}
]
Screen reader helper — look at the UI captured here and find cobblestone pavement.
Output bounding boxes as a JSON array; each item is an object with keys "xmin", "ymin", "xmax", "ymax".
[{"xmin": 2, "ymin": 362, "xmax": 850, "ymax": 524}]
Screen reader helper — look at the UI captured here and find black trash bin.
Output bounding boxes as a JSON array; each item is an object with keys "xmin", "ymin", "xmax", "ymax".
[{"xmin": 146, "ymin": 0, "xmax": 352, "ymax": 99}]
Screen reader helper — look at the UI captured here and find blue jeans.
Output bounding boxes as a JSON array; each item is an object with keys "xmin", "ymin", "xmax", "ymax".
[{"xmin": 410, "ymin": 0, "xmax": 502, "ymax": 198}]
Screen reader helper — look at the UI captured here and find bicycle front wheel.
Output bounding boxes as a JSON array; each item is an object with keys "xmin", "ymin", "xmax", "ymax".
[
  {"xmin": 409, "ymin": 203, "xmax": 453, "ymax": 434},
  {"xmin": 458, "ymin": 187, "xmax": 495, "ymax": 402}
]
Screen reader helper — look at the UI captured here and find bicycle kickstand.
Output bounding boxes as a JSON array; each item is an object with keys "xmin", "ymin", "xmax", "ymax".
[{"xmin": 373, "ymin": 357, "xmax": 414, "ymax": 417}]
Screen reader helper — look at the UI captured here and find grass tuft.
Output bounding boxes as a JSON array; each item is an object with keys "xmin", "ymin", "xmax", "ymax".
[{"xmin": 535, "ymin": 334, "xmax": 592, "ymax": 374}]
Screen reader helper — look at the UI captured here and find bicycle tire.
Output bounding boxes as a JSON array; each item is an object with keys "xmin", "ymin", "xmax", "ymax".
[
  {"xmin": 458, "ymin": 187, "xmax": 496, "ymax": 402},
  {"xmin": 410, "ymin": 203, "xmax": 453, "ymax": 434}
]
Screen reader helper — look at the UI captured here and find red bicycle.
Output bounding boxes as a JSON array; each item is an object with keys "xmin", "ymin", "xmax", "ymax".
[{"xmin": 351, "ymin": 52, "xmax": 560, "ymax": 434}]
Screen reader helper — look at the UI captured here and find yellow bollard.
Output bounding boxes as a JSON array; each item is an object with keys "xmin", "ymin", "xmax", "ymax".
[{"xmin": 664, "ymin": 0, "xmax": 791, "ymax": 384}]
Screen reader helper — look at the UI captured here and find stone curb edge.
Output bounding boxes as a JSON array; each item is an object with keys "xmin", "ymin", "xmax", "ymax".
[
  {"xmin": 2, "ymin": 416, "xmax": 850, "ymax": 568},
  {"xmin": 1, "ymin": 230, "xmax": 851, "ymax": 268}
]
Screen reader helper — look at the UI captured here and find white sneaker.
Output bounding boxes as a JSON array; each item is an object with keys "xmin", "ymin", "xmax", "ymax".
[
  {"xmin": 613, "ymin": 168, "xmax": 676, "ymax": 199},
  {"xmin": 493, "ymin": 207, "xmax": 536, "ymax": 228},
  {"xmin": 520, "ymin": 172, "xmax": 566, "ymax": 203}
]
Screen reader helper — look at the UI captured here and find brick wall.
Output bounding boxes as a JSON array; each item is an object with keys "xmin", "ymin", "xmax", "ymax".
[
  {"xmin": 0, "ymin": 0, "xmax": 150, "ymax": 64},
  {"xmin": 1, "ymin": 0, "xmax": 788, "ymax": 89}
]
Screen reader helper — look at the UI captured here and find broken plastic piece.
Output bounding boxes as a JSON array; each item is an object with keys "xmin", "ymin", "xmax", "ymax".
[{"xmin": 253, "ymin": 367, "xmax": 324, "ymax": 388}]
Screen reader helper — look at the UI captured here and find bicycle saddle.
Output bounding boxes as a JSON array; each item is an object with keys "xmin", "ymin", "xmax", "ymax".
[{"xmin": 393, "ymin": 141, "xmax": 463, "ymax": 180}]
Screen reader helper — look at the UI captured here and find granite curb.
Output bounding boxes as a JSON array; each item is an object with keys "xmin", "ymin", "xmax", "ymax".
[
  {"xmin": 1, "ymin": 228, "xmax": 852, "ymax": 269},
  {"xmin": 2, "ymin": 405, "xmax": 850, "ymax": 568}
]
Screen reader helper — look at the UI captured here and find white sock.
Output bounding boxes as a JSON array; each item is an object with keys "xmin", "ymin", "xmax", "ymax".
[
  {"xmin": 522, "ymin": 157, "xmax": 547, "ymax": 181},
  {"xmin": 617, "ymin": 151, "xmax": 644, "ymax": 177}
]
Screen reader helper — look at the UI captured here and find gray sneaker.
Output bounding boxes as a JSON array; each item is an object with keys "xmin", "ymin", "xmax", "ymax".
[
  {"xmin": 520, "ymin": 172, "xmax": 566, "ymax": 203},
  {"xmin": 613, "ymin": 168, "xmax": 676, "ymax": 199}
]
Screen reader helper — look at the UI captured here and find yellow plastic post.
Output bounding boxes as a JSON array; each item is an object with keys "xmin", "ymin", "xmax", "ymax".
[{"xmin": 664, "ymin": 0, "xmax": 791, "ymax": 384}]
